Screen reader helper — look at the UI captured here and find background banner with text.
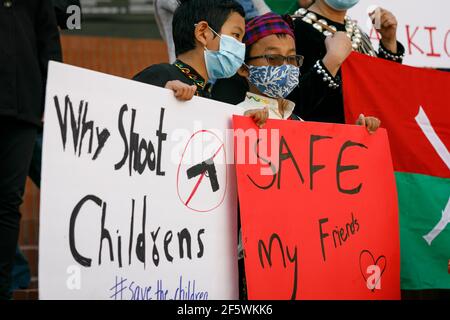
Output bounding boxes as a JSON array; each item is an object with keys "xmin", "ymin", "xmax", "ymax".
[{"xmin": 348, "ymin": 0, "xmax": 450, "ymax": 69}]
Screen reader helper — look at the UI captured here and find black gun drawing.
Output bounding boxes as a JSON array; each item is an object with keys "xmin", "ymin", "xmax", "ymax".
[{"xmin": 186, "ymin": 157, "xmax": 220, "ymax": 192}]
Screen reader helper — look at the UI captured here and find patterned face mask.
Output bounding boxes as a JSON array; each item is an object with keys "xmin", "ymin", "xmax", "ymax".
[{"xmin": 247, "ymin": 64, "xmax": 300, "ymax": 99}]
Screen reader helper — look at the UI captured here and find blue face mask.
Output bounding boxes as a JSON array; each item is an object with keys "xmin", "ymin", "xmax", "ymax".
[
  {"xmin": 203, "ymin": 27, "xmax": 246, "ymax": 81},
  {"xmin": 324, "ymin": 0, "xmax": 360, "ymax": 11},
  {"xmin": 247, "ymin": 64, "xmax": 300, "ymax": 99}
]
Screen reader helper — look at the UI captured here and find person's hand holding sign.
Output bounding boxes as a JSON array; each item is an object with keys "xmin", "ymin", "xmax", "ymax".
[
  {"xmin": 165, "ymin": 80, "xmax": 197, "ymax": 101},
  {"xmin": 244, "ymin": 107, "xmax": 269, "ymax": 128},
  {"xmin": 370, "ymin": 8, "xmax": 398, "ymax": 53},
  {"xmin": 357, "ymin": 114, "xmax": 381, "ymax": 134}
]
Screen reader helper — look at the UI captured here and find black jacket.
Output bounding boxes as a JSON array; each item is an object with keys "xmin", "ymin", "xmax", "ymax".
[
  {"xmin": 290, "ymin": 12, "xmax": 405, "ymax": 124},
  {"xmin": 0, "ymin": 0, "xmax": 62, "ymax": 126},
  {"xmin": 133, "ymin": 60, "xmax": 214, "ymax": 99}
]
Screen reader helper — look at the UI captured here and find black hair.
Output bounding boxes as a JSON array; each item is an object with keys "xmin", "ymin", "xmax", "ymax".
[{"xmin": 173, "ymin": 0, "xmax": 245, "ymax": 57}]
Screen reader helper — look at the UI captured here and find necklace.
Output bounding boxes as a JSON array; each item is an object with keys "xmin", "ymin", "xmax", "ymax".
[{"xmin": 292, "ymin": 8, "xmax": 377, "ymax": 57}]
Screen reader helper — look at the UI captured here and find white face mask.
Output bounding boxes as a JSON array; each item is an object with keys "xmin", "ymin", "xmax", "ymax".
[{"xmin": 203, "ymin": 26, "xmax": 246, "ymax": 81}]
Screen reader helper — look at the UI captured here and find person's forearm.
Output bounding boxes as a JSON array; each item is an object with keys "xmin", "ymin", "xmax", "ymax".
[
  {"xmin": 378, "ymin": 41, "xmax": 405, "ymax": 64},
  {"xmin": 380, "ymin": 38, "xmax": 398, "ymax": 53},
  {"xmin": 321, "ymin": 53, "xmax": 342, "ymax": 77}
]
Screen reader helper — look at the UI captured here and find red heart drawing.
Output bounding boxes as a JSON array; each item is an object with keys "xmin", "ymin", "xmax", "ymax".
[{"xmin": 359, "ymin": 249, "xmax": 386, "ymax": 292}]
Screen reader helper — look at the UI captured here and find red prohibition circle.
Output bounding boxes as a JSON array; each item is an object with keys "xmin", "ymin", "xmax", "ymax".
[{"xmin": 176, "ymin": 130, "xmax": 228, "ymax": 213}]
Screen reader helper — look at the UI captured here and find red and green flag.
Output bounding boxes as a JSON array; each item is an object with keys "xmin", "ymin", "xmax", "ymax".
[{"xmin": 342, "ymin": 53, "xmax": 450, "ymax": 289}]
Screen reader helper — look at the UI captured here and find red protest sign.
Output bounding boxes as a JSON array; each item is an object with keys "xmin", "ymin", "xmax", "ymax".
[{"xmin": 233, "ymin": 115, "xmax": 400, "ymax": 300}]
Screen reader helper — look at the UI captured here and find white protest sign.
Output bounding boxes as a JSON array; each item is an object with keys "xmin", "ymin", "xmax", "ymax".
[
  {"xmin": 39, "ymin": 62, "xmax": 241, "ymax": 300},
  {"xmin": 348, "ymin": 0, "xmax": 450, "ymax": 68}
]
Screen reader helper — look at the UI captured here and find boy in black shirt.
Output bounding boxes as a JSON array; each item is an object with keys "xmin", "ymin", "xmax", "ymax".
[
  {"xmin": 134, "ymin": 0, "xmax": 269, "ymax": 126},
  {"xmin": 135, "ymin": 0, "xmax": 244, "ymax": 101}
]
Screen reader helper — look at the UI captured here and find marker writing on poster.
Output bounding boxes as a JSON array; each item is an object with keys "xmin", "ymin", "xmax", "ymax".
[
  {"xmin": 115, "ymin": 105, "xmax": 167, "ymax": 177},
  {"xmin": 109, "ymin": 275, "xmax": 208, "ymax": 300},
  {"xmin": 247, "ymin": 135, "xmax": 368, "ymax": 194},
  {"xmin": 68, "ymin": 194, "xmax": 206, "ymax": 269},
  {"xmin": 319, "ymin": 212, "xmax": 361, "ymax": 262},
  {"xmin": 258, "ymin": 233, "xmax": 298, "ymax": 300},
  {"xmin": 53, "ymin": 95, "xmax": 169, "ymax": 177},
  {"xmin": 54, "ymin": 95, "xmax": 111, "ymax": 160}
]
